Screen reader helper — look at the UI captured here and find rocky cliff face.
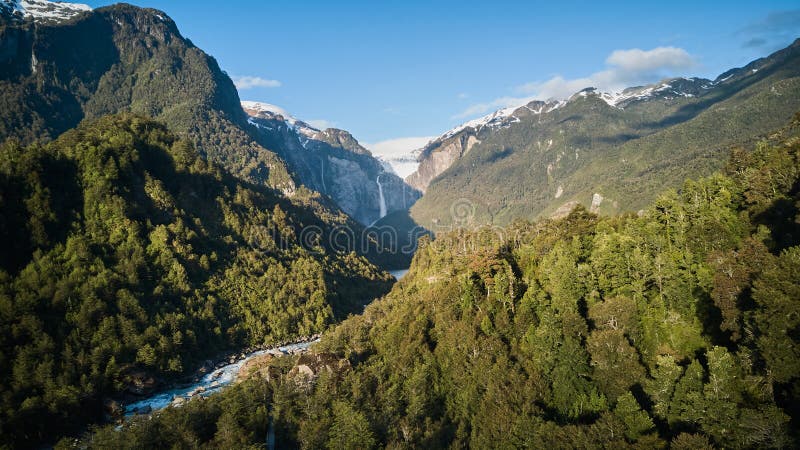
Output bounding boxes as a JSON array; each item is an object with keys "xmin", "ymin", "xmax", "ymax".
[
  {"xmin": 243, "ymin": 102, "xmax": 421, "ymax": 225},
  {"xmin": 406, "ymin": 132, "xmax": 481, "ymax": 192}
]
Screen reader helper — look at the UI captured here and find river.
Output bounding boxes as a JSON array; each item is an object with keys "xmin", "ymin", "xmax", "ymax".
[
  {"xmin": 125, "ymin": 269, "xmax": 409, "ymax": 416},
  {"xmin": 124, "ymin": 340, "xmax": 317, "ymax": 416}
]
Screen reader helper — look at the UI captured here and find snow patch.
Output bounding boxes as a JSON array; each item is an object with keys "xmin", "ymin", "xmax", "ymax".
[
  {"xmin": 9, "ymin": 0, "xmax": 91, "ymax": 22},
  {"xmin": 440, "ymin": 99, "xmax": 564, "ymax": 142},
  {"xmin": 242, "ymin": 100, "xmax": 320, "ymax": 139},
  {"xmin": 584, "ymin": 78, "xmax": 704, "ymax": 108}
]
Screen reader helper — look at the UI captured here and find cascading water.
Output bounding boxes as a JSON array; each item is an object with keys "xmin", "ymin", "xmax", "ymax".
[
  {"xmin": 377, "ymin": 173, "xmax": 387, "ymax": 219},
  {"xmin": 319, "ymin": 156, "xmax": 327, "ymax": 193}
]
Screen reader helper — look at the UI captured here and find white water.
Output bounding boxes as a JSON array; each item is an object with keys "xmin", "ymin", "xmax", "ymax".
[
  {"xmin": 376, "ymin": 173, "xmax": 387, "ymax": 219},
  {"xmin": 124, "ymin": 340, "xmax": 317, "ymax": 416}
]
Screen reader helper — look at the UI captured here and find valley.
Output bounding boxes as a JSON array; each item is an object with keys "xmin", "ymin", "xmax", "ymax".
[{"xmin": 0, "ymin": 0, "xmax": 798, "ymax": 448}]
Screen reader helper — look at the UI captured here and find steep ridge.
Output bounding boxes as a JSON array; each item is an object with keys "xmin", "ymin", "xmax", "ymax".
[
  {"xmin": 243, "ymin": 101, "xmax": 421, "ymax": 225},
  {"xmin": 0, "ymin": 1, "xmax": 296, "ymax": 190},
  {"xmin": 0, "ymin": 0, "xmax": 424, "ymax": 235},
  {"xmin": 408, "ymin": 39, "xmax": 800, "ymax": 229}
]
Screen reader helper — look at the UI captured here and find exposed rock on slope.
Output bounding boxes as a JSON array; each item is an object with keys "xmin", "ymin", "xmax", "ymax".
[
  {"xmin": 243, "ymin": 101, "xmax": 421, "ymax": 225},
  {"xmin": 406, "ymin": 132, "xmax": 481, "ymax": 192}
]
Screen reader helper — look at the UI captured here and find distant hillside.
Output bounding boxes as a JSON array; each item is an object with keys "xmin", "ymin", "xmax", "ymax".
[{"xmin": 409, "ymin": 39, "xmax": 800, "ymax": 229}]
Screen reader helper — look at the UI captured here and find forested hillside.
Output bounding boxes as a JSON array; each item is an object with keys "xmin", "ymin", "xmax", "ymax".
[
  {"xmin": 91, "ymin": 114, "xmax": 800, "ymax": 448},
  {"xmin": 0, "ymin": 3, "xmax": 295, "ymax": 189},
  {"xmin": 0, "ymin": 115, "xmax": 393, "ymax": 446},
  {"xmin": 410, "ymin": 39, "xmax": 800, "ymax": 228}
]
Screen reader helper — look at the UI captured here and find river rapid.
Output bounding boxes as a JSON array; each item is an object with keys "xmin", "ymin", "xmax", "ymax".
[
  {"xmin": 125, "ymin": 340, "xmax": 317, "ymax": 416},
  {"xmin": 125, "ymin": 269, "xmax": 409, "ymax": 416}
]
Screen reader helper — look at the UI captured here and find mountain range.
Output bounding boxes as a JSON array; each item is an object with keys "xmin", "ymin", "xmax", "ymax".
[
  {"xmin": 407, "ymin": 39, "xmax": 800, "ymax": 228},
  {"xmin": 1, "ymin": 0, "xmax": 800, "ymax": 447},
  {"xmin": 0, "ymin": 0, "xmax": 418, "ymax": 227}
]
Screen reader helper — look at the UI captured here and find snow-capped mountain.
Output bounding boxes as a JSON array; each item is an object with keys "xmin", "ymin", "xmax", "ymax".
[
  {"xmin": 406, "ymin": 61, "xmax": 777, "ymax": 194},
  {"xmin": 430, "ymin": 66, "xmax": 770, "ymax": 149},
  {"xmin": 241, "ymin": 100, "xmax": 320, "ymax": 140},
  {"xmin": 593, "ymin": 78, "xmax": 710, "ymax": 107},
  {"xmin": 407, "ymin": 38, "xmax": 800, "ymax": 227},
  {"xmin": 242, "ymin": 101, "xmax": 421, "ymax": 225},
  {"xmin": 405, "ymin": 98, "xmax": 565, "ymax": 192},
  {"xmin": 1, "ymin": 0, "xmax": 91, "ymax": 23}
]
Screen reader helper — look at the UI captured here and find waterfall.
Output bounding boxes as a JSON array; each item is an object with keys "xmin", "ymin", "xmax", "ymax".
[
  {"xmin": 319, "ymin": 157, "xmax": 327, "ymax": 193},
  {"xmin": 377, "ymin": 173, "xmax": 387, "ymax": 219}
]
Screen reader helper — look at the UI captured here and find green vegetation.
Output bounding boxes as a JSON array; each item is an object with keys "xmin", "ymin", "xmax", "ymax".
[
  {"xmin": 94, "ymin": 115, "xmax": 800, "ymax": 448},
  {"xmin": 85, "ymin": 379, "xmax": 274, "ymax": 449},
  {"xmin": 0, "ymin": 4, "xmax": 294, "ymax": 189},
  {"xmin": 0, "ymin": 114, "xmax": 393, "ymax": 447},
  {"xmin": 411, "ymin": 40, "xmax": 800, "ymax": 228},
  {"xmin": 0, "ymin": 4, "xmax": 422, "ymax": 235}
]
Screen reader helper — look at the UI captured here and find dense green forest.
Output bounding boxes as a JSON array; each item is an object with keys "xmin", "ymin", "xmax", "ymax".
[
  {"xmin": 0, "ymin": 115, "xmax": 394, "ymax": 446},
  {"xmin": 88, "ymin": 114, "xmax": 800, "ymax": 448}
]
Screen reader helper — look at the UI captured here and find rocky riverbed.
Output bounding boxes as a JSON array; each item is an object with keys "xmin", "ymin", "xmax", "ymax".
[{"xmin": 124, "ymin": 336, "xmax": 320, "ymax": 416}]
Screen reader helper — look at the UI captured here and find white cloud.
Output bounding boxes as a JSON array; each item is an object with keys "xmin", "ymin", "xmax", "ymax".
[
  {"xmin": 605, "ymin": 47, "xmax": 693, "ymax": 72},
  {"xmin": 364, "ymin": 136, "xmax": 436, "ymax": 158},
  {"xmin": 457, "ymin": 92, "xmax": 470, "ymax": 99},
  {"xmin": 457, "ymin": 46, "xmax": 696, "ymax": 119},
  {"xmin": 232, "ymin": 76, "xmax": 282, "ymax": 90},
  {"xmin": 306, "ymin": 119, "xmax": 334, "ymax": 130},
  {"xmin": 516, "ymin": 75, "xmax": 596, "ymax": 100}
]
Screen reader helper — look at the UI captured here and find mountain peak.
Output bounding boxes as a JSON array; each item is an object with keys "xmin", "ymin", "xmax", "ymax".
[
  {"xmin": 242, "ymin": 100, "xmax": 374, "ymax": 157},
  {"xmin": 1, "ymin": 0, "xmax": 91, "ymax": 23},
  {"xmin": 241, "ymin": 100, "xmax": 321, "ymax": 139},
  {"xmin": 241, "ymin": 100, "xmax": 297, "ymax": 123}
]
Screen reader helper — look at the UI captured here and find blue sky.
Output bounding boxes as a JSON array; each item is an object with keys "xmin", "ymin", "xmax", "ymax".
[{"xmin": 81, "ymin": 0, "xmax": 800, "ymax": 155}]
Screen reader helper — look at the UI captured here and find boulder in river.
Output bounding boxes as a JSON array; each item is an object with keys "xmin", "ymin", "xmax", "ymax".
[
  {"xmin": 198, "ymin": 360, "xmax": 214, "ymax": 375},
  {"xmin": 189, "ymin": 386, "xmax": 206, "ymax": 397},
  {"xmin": 103, "ymin": 398, "xmax": 123, "ymax": 418},
  {"xmin": 122, "ymin": 369, "xmax": 158, "ymax": 396}
]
